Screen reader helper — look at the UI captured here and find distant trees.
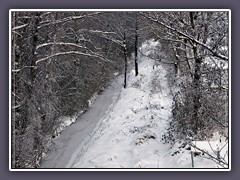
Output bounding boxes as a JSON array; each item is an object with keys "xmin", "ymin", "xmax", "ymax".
[
  {"xmin": 87, "ymin": 12, "xmax": 133, "ymax": 88},
  {"xmin": 83, "ymin": 12, "xmax": 144, "ymax": 88}
]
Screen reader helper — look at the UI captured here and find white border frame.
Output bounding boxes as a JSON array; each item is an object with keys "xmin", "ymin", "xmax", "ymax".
[{"xmin": 9, "ymin": 9, "xmax": 231, "ymax": 171}]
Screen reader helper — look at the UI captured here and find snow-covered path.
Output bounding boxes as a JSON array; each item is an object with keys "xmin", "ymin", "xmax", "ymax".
[
  {"xmin": 66, "ymin": 62, "xmax": 172, "ymax": 168},
  {"xmin": 41, "ymin": 40, "xmax": 225, "ymax": 169},
  {"xmin": 65, "ymin": 41, "xmax": 178, "ymax": 168},
  {"xmin": 40, "ymin": 75, "xmax": 124, "ymax": 168},
  {"xmin": 40, "ymin": 40, "xmax": 191, "ymax": 169}
]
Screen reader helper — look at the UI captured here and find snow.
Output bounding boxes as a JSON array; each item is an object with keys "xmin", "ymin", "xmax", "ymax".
[
  {"xmin": 64, "ymin": 40, "xmax": 227, "ymax": 169},
  {"xmin": 42, "ymin": 39, "xmax": 229, "ymax": 169},
  {"xmin": 113, "ymin": 72, "xmax": 119, "ymax": 76},
  {"xmin": 54, "ymin": 115, "xmax": 78, "ymax": 137},
  {"xmin": 40, "ymin": 74, "xmax": 123, "ymax": 168},
  {"xmin": 53, "ymin": 90, "xmax": 100, "ymax": 138},
  {"xmin": 67, "ymin": 50, "xmax": 173, "ymax": 168},
  {"xmin": 203, "ymin": 56, "xmax": 228, "ymax": 69},
  {"xmin": 190, "ymin": 132, "xmax": 229, "ymax": 168}
]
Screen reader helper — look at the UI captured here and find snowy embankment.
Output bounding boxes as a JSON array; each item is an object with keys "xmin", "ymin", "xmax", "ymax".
[
  {"xmin": 53, "ymin": 91, "xmax": 99, "ymax": 138},
  {"xmin": 63, "ymin": 40, "xmax": 228, "ymax": 169},
  {"xmin": 40, "ymin": 75, "xmax": 123, "ymax": 168}
]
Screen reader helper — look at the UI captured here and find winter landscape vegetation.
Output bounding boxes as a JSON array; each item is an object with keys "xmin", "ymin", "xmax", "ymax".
[{"xmin": 10, "ymin": 10, "xmax": 229, "ymax": 170}]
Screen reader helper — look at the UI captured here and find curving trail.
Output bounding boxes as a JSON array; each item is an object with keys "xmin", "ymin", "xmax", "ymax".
[{"xmin": 40, "ymin": 75, "xmax": 123, "ymax": 168}]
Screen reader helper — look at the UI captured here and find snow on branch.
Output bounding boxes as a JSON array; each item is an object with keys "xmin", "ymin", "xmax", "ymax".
[
  {"xmin": 12, "ymin": 66, "xmax": 36, "ymax": 73},
  {"xmin": 36, "ymin": 51, "xmax": 112, "ymax": 64},
  {"xmin": 143, "ymin": 14, "xmax": 228, "ymax": 61},
  {"xmin": 40, "ymin": 12, "xmax": 52, "ymax": 17},
  {"xmin": 80, "ymin": 29, "xmax": 118, "ymax": 35},
  {"xmin": 38, "ymin": 12, "xmax": 102, "ymax": 29},
  {"xmin": 79, "ymin": 29, "xmax": 124, "ymax": 47},
  {"xmin": 188, "ymin": 141, "xmax": 228, "ymax": 167},
  {"xmin": 157, "ymin": 37, "xmax": 192, "ymax": 49},
  {"xmin": 12, "ymin": 24, "xmax": 28, "ymax": 31},
  {"xmin": 12, "ymin": 97, "xmax": 27, "ymax": 109},
  {"xmin": 36, "ymin": 42, "xmax": 86, "ymax": 50},
  {"xmin": 100, "ymin": 36, "xmax": 124, "ymax": 47}
]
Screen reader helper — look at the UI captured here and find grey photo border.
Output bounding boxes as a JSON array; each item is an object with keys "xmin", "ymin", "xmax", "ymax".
[{"xmin": 1, "ymin": 0, "xmax": 239, "ymax": 178}]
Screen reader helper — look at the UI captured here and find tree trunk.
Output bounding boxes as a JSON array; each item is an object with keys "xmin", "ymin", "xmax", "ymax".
[
  {"xmin": 183, "ymin": 41, "xmax": 193, "ymax": 79},
  {"xmin": 173, "ymin": 48, "xmax": 180, "ymax": 77},
  {"xmin": 190, "ymin": 12, "xmax": 195, "ymax": 29},
  {"xmin": 29, "ymin": 12, "xmax": 40, "ymax": 84},
  {"xmin": 190, "ymin": 12, "xmax": 203, "ymax": 135},
  {"xmin": 11, "ymin": 11, "xmax": 16, "ymax": 169},
  {"xmin": 192, "ymin": 45, "xmax": 202, "ymax": 135},
  {"xmin": 28, "ymin": 13, "xmax": 41, "ymax": 167},
  {"xmin": 123, "ymin": 31, "xmax": 128, "ymax": 88},
  {"xmin": 134, "ymin": 13, "xmax": 139, "ymax": 76}
]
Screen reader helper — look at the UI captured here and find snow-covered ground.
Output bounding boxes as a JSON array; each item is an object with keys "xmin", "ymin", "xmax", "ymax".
[
  {"xmin": 66, "ymin": 50, "xmax": 173, "ymax": 168},
  {"xmin": 64, "ymin": 40, "xmax": 228, "ymax": 169},
  {"xmin": 41, "ymin": 40, "xmax": 229, "ymax": 169},
  {"xmin": 40, "ymin": 74, "xmax": 123, "ymax": 168}
]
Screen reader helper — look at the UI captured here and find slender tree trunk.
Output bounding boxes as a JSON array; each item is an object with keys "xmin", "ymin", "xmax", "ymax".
[
  {"xmin": 123, "ymin": 31, "xmax": 128, "ymax": 88},
  {"xmin": 28, "ymin": 13, "xmax": 41, "ymax": 167},
  {"xmin": 173, "ymin": 48, "xmax": 180, "ymax": 77},
  {"xmin": 134, "ymin": 13, "xmax": 139, "ymax": 76},
  {"xmin": 11, "ymin": 11, "xmax": 16, "ymax": 169},
  {"xmin": 192, "ymin": 45, "xmax": 202, "ymax": 135},
  {"xmin": 29, "ymin": 13, "xmax": 40, "ymax": 83},
  {"xmin": 189, "ymin": 12, "xmax": 203, "ymax": 135},
  {"xmin": 190, "ymin": 12, "xmax": 195, "ymax": 29},
  {"xmin": 183, "ymin": 42, "xmax": 193, "ymax": 79}
]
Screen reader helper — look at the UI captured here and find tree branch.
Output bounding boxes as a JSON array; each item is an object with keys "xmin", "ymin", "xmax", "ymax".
[
  {"xmin": 143, "ymin": 14, "xmax": 228, "ymax": 61},
  {"xmin": 12, "ymin": 24, "xmax": 28, "ymax": 31},
  {"xmin": 36, "ymin": 51, "xmax": 112, "ymax": 64},
  {"xmin": 38, "ymin": 12, "xmax": 102, "ymax": 29},
  {"xmin": 36, "ymin": 42, "xmax": 86, "ymax": 50},
  {"xmin": 12, "ymin": 66, "xmax": 36, "ymax": 73}
]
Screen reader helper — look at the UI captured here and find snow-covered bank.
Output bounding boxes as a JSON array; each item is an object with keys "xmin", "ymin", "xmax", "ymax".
[{"xmin": 40, "ymin": 75, "xmax": 123, "ymax": 168}]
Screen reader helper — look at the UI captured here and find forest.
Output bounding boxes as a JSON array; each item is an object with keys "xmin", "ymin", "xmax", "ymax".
[{"xmin": 10, "ymin": 10, "xmax": 229, "ymax": 169}]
